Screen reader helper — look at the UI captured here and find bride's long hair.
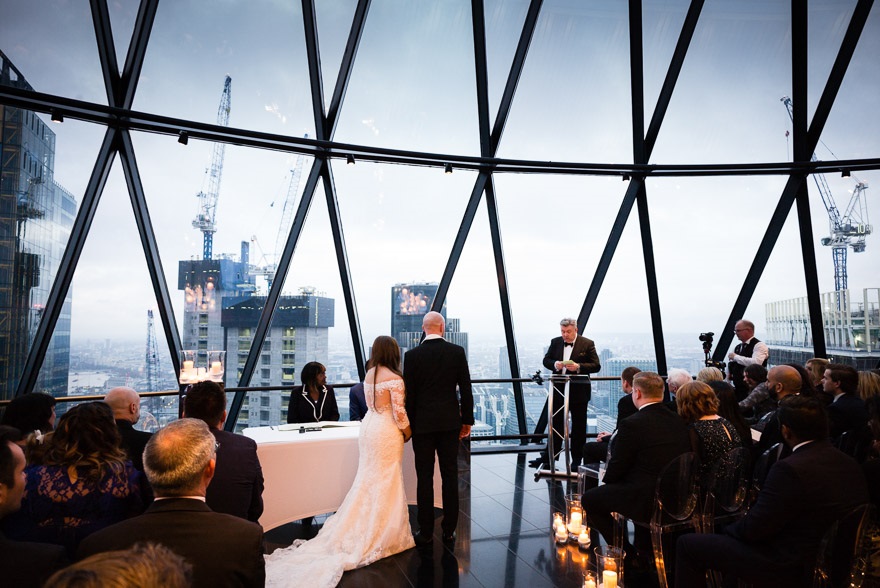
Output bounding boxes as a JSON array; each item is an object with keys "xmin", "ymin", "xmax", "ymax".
[{"xmin": 367, "ymin": 336, "xmax": 402, "ymax": 378}]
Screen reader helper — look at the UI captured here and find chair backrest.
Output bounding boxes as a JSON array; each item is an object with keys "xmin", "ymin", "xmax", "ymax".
[
  {"xmin": 813, "ymin": 503, "xmax": 875, "ymax": 588},
  {"xmin": 654, "ymin": 452, "xmax": 699, "ymax": 522},
  {"xmin": 834, "ymin": 429, "xmax": 872, "ymax": 464},
  {"xmin": 753, "ymin": 410, "xmax": 775, "ymax": 433},
  {"xmin": 751, "ymin": 442, "xmax": 784, "ymax": 497},
  {"xmin": 710, "ymin": 446, "xmax": 751, "ymax": 514}
]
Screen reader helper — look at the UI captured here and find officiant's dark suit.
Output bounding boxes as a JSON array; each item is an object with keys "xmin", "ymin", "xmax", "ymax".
[
  {"xmin": 541, "ymin": 321, "xmax": 601, "ymax": 468},
  {"xmin": 404, "ymin": 312, "xmax": 474, "ymax": 544}
]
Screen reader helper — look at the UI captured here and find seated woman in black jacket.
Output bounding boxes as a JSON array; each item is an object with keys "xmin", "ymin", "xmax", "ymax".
[{"xmin": 287, "ymin": 362, "xmax": 340, "ymax": 424}]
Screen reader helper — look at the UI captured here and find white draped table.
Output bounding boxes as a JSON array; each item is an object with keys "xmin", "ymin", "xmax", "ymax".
[{"xmin": 243, "ymin": 422, "xmax": 442, "ymax": 531}]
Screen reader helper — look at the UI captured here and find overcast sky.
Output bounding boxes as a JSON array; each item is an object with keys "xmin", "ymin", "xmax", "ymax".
[{"xmin": 2, "ymin": 0, "xmax": 878, "ymax": 365}]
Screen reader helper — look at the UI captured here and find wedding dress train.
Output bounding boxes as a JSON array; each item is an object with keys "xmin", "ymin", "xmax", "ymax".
[{"xmin": 265, "ymin": 376, "xmax": 414, "ymax": 587}]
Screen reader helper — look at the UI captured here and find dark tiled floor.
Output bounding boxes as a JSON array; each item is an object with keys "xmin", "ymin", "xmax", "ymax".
[{"xmin": 265, "ymin": 453, "xmax": 661, "ymax": 587}]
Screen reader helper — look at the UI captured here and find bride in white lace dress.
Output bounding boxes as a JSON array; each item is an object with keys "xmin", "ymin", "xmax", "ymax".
[{"xmin": 265, "ymin": 336, "xmax": 415, "ymax": 587}]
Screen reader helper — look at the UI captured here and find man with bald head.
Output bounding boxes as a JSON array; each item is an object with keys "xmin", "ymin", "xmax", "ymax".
[
  {"xmin": 756, "ymin": 365, "xmax": 802, "ymax": 454},
  {"xmin": 78, "ymin": 419, "xmax": 265, "ymax": 587},
  {"xmin": 404, "ymin": 311, "xmax": 474, "ymax": 546},
  {"xmin": 104, "ymin": 387, "xmax": 152, "ymax": 472}
]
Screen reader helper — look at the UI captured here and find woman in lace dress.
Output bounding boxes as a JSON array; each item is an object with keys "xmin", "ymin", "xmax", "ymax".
[
  {"xmin": 0, "ymin": 402, "xmax": 144, "ymax": 554},
  {"xmin": 265, "ymin": 336, "xmax": 415, "ymax": 587}
]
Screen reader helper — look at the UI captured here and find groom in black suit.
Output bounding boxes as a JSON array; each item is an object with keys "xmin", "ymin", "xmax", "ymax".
[
  {"xmin": 404, "ymin": 311, "xmax": 474, "ymax": 546},
  {"xmin": 535, "ymin": 317, "xmax": 601, "ymax": 469}
]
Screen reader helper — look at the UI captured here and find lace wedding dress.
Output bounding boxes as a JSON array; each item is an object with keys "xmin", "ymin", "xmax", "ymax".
[{"xmin": 265, "ymin": 373, "xmax": 415, "ymax": 587}]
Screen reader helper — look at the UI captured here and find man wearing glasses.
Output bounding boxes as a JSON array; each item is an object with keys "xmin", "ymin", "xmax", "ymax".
[{"xmin": 728, "ymin": 319, "xmax": 769, "ymax": 401}]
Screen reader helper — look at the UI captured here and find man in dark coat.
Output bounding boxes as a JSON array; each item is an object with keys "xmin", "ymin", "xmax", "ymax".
[
  {"xmin": 0, "ymin": 426, "xmax": 68, "ymax": 588},
  {"xmin": 404, "ymin": 311, "xmax": 474, "ymax": 546},
  {"xmin": 535, "ymin": 317, "xmax": 601, "ymax": 469},
  {"xmin": 104, "ymin": 386, "xmax": 152, "ymax": 472},
  {"xmin": 183, "ymin": 380, "xmax": 264, "ymax": 522},
  {"xmin": 581, "ymin": 372, "xmax": 691, "ymax": 546},
  {"xmin": 676, "ymin": 396, "xmax": 869, "ymax": 588},
  {"xmin": 78, "ymin": 419, "xmax": 265, "ymax": 588}
]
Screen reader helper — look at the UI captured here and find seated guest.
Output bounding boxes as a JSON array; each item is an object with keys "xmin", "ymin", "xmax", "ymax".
[
  {"xmin": 709, "ymin": 381, "xmax": 753, "ymax": 450},
  {"xmin": 859, "ymin": 370, "xmax": 880, "ymax": 401},
  {"xmin": 666, "ymin": 368, "xmax": 692, "ymax": 401},
  {"xmin": 1, "ymin": 402, "xmax": 143, "ymax": 554},
  {"xmin": 696, "ymin": 367, "xmax": 724, "ymax": 383},
  {"xmin": 287, "ymin": 361, "xmax": 340, "ymax": 424},
  {"xmin": 676, "ymin": 396, "xmax": 869, "ymax": 588},
  {"xmin": 582, "ymin": 372, "xmax": 690, "ymax": 550},
  {"xmin": 45, "ymin": 542, "xmax": 191, "ymax": 588},
  {"xmin": 805, "ymin": 357, "xmax": 832, "ymax": 402},
  {"xmin": 755, "ymin": 365, "xmax": 802, "ymax": 455},
  {"xmin": 739, "ymin": 365, "xmax": 776, "ymax": 423},
  {"xmin": 349, "ymin": 382, "xmax": 367, "ymax": 421},
  {"xmin": 182, "ymin": 381, "xmax": 264, "ymax": 522},
  {"xmin": 78, "ymin": 418, "xmax": 266, "ymax": 588},
  {"xmin": 823, "ymin": 363, "xmax": 869, "ymax": 441},
  {"xmin": 1, "ymin": 391, "xmax": 56, "ymax": 438},
  {"xmin": 677, "ymin": 381, "xmax": 741, "ymax": 486},
  {"xmin": 583, "ymin": 366, "xmax": 641, "ymax": 463},
  {"xmin": 103, "ymin": 387, "xmax": 152, "ymax": 472},
  {"xmin": 0, "ymin": 426, "xmax": 68, "ymax": 588}
]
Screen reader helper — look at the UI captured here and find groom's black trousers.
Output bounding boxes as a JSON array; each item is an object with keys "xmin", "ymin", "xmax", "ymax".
[{"xmin": 412, "ymin": 429, "xmax": 460, "ymax": 536}]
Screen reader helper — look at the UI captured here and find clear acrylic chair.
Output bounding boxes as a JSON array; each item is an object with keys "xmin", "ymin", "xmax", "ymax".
[
  {"xmin": 612, "ymin": 451, "xmax": 701, "ymax": 588},
  {"xmin": 813, "ymin": 503, "xmax": 876, "ymax": 588},
  {"xmin": 701, "ymin": 446, "xmax": 752, "ymax": 534}
]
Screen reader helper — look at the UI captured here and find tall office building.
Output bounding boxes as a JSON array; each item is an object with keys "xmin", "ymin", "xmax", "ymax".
[
  {"xmin": 391, "ymin": 282, "xmax": 467, "ymax": 357},
  {"xmin": 0, "ymin": 50, "xmax": 76, "ymax": 400},
  {"xmin": 766, "ymin": 288, "xmax": 880, "ymax": 370},
  {"xmin": 178, "ymin": 241, "xmax": 255, "ymax": 364},
  {"xmin": 222, "ymin": 288, "xmax": 333, "ymax": 428}
]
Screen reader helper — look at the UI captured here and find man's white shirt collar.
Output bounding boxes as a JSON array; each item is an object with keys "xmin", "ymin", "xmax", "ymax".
[{"xmin": 424, "ymin": 334, "xmax": 444, "ymax": 341}]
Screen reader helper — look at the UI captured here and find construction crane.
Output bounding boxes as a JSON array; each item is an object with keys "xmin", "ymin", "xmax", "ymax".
[
  {"xmin": 781, "ymin": 96, "xmax": 872, "ymax": 300},
  {"xmin": 270, "ymin": 137, "xmax": 309, "ymax": 288},
  {"xmin": 192, "ymin": 75, "xmax": 232, "ymax": 260},
  {"xmin": 145, "ymin": 309, "xmax": 160, "ymax": 392}
]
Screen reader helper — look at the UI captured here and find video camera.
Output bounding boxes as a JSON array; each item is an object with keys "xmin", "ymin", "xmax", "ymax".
[{"xmin": 699, "ymin": 332, "xmax": 726, "ymax": 373}]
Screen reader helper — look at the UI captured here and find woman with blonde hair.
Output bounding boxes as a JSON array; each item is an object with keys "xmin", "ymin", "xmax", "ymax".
[
  {"xmin": 266, "ymin": 335, "xmax": 414, "ymax": 587},
  {"xmin": 859, "ymin": 370, "xmax": 880, "ymax": 401},
  {"xmin": 676, "ymin": 381, "xmax": 742, "ymax": 483},
  {"xmin": 697, "ymin": 367, "xmax": 724, "ymax": 383}
]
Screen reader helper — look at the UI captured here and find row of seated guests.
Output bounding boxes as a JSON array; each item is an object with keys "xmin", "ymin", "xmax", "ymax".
[
  {"xmin": 581, "ymin": 364, "xmax": 875, "ymax": 586},
  {"xmin": 0, "ymin": 380, "xmax": 265, "ymax": 587}
]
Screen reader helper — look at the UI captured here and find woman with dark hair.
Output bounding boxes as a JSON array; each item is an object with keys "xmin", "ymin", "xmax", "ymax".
[
  {"xmin": 0, "ymin": 402, "xmax": 144, "ymax": 554},
  {"xmin": 266, "ymin": 336, "xmax": 414, "ymax": 586},
  {"xmin": 709, "ymin": 380, "xmax": 753, "ymax": 450},
  {"xmin": 286, "ymin": 362, "xmax": 340, "ymax": 424},
  {"xmin": 786, "ymin": 362, "xmax": 833, "ymax": 405},
  {"xmin": 1, "ymin": 392, "xmax": 57, "ymax": 436},
  {"xmin": 739, "ymin": 364, "xmax": 776, "ymax": 423},
  {"xmin": 677, "ymin": 381, "xmax": 742, "ymax": 484}
]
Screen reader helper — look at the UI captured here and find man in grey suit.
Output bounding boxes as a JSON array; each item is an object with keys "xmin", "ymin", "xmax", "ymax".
[
  {"xmin": 78, "ymin": 419, "xmax": 265, "ymax": 588},
  {"xmin": 404, "ymin": 311, "xmax": 474, "ymax": 546}
]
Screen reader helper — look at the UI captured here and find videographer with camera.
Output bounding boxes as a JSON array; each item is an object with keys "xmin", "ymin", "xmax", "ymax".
[{"xmin": 727, "ymin": 320, "xmax": 769, "ymax": 401}]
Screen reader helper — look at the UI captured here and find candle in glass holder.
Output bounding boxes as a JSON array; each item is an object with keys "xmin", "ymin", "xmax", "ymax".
[
  {"xmin": 602, "ymin": 570, "xmax": 617, "ymax": 588},
  {"xmin": 567, "ymin": 511, "xmax": 583, "ymax": 534},
  {"xmin": 555, "ymin": 526, "xmax": 568, "ymax": 543},
  {"xmin": 577, "ymin": 528, "xmax": 590, "ymax": 549},
  {"xmin": 583, "ymin": 573, "xmax": 596, "ymax": 588},
  {"xmin": 210, "ymin": 361, "xmax": 222, "ymax": 375},
  {"xmin": 553, "ymin": 512, "xmax": 565, "ymax": 531}
]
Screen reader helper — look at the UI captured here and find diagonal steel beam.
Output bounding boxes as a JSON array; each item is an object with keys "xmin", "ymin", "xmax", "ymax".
[
  {"xmin": 485, "ymin": 178, "xmax": 527, "ymax": 435},
  {"xmin": 118, "ymin": 131, "xmax": 183, "ymax": 374},
  {"xmin": 15, "ymin": 129, "xmax": 119, "ymax": 396},
  {"xmin": 119, "ymin": 0, "xmax": 159, "ymax": 110},
  {"xmin": 326, "ymin": 0, "xmax": 371, "ymax": 138},
  {"xmin": 471, "ymin": 0, "xmax": 492, "ymax": 156},
  {"xmin": 713, "ymin": 0, "xmax": 872, "ymax": 359},
  {"xmin": 321, "ymin": 161, "xmax": 366, "ymax": 379},
  {"xmin": 430, "ymin": 172, "xmax": 491, "ymax": 313},
  {"xmin": 226, "ymin": 159, "xmax": 323, "ymax": 429},
  {"xmin": 489, "ymin": 0, "xmax": 543, "ymax": 154},
  {"xmin": 301, "ymin": 0, "xmax": 327, "ymax": 141},
  {"xmin": 644, "ymin": 0, "xmax": 704, "ymax": 155},
  {"xmin": 89, "ymin": 0, "xmax": 121, "ymax": 107}
]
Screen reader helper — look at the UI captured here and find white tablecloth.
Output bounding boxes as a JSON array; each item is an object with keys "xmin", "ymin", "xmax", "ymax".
[{"xmin": 243, "ymin": 423, "xmax": 441, "ymax": 531}]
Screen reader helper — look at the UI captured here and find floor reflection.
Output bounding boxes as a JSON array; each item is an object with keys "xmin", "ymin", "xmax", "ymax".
[{"xmin": 265, "ymin": 453, "xmax": 638, "ymax": 587}]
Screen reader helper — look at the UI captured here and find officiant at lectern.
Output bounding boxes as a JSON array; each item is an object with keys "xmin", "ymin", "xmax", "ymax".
[{"xmin": 532, "ymin": 317, "xmax": 601, "ymax": 470}]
